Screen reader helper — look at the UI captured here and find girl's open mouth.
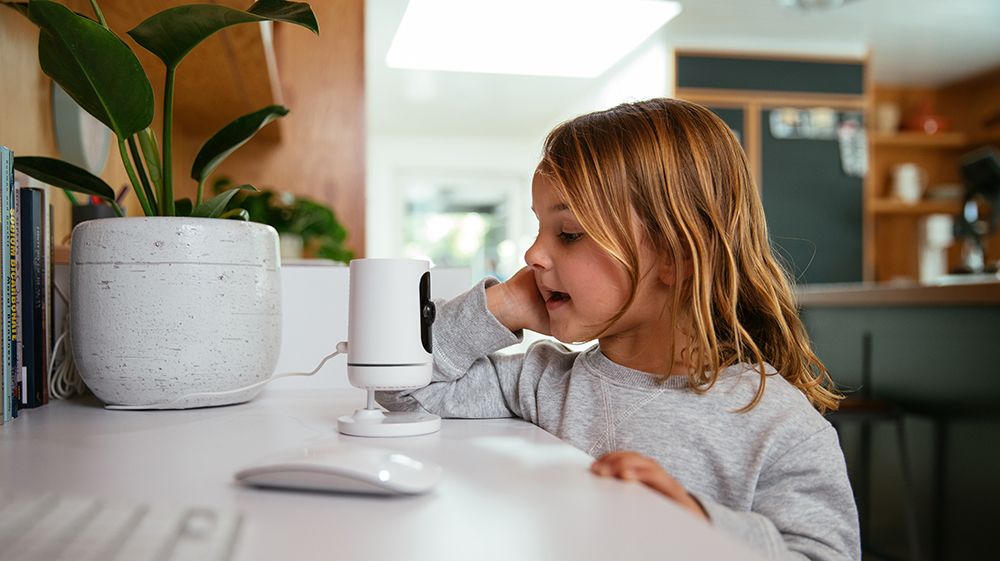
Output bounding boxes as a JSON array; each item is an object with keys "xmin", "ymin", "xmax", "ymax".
[{"xmin": 546, "ymin": 291, "xmax": 570, "ymax": 310}]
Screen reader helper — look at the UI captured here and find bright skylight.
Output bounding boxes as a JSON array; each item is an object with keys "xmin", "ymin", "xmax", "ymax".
[{"xmin": 385, "ymin": 0, "xmax": 683, "ymax": 78}]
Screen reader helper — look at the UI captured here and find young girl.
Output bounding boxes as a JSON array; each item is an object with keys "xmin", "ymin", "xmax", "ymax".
[{"xmin": 377, "ymin": 98, "xmax": 860, "ymax": 560}]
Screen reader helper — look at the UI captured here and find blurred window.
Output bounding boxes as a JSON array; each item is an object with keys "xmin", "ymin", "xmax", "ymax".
[{"xmin": 401, "ymin": 175, "xmax": 520, "ymax": 280}]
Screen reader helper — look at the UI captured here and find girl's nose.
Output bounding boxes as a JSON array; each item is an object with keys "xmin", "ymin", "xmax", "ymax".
[{"xmin": 525, "ymin": 236, "xmax": 551, "ymax": 270}]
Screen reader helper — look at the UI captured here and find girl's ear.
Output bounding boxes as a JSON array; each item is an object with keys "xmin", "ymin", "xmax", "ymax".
[
  {"xmin": 657, "ymin": 255, "xmax": 692, "ymax": 287},
  {"xmin": 657, "ymin": 259, "xmax": 677, "ymax": 287}
]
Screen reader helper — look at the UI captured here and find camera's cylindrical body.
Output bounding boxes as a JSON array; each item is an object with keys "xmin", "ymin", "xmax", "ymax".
[{"xmin": 347, "ymin": 258, "xmax": 435, "ymax": 390}]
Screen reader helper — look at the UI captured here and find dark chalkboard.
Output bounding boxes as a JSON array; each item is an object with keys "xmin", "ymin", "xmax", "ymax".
[
  {"xmin": 707, "ymin": 107, "xmax": 745, "ymax": 149},
  {"xmin": 677, "ymin": 55, "xmax": 864, "ymax": 95},
  {"xmin": 760, "ymin": 109, "xmax": 863, "ymax": 284}
]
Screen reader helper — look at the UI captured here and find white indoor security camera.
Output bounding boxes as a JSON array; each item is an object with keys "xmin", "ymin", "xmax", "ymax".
[{"xmin": 336, "ymin": 258, "xmax": 441, "ymax": 437}]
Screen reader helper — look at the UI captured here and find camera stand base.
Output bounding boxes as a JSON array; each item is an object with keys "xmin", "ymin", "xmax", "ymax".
[{"xmin": 337, "ymin": 408, "xmax": 441, "ymax": 438}]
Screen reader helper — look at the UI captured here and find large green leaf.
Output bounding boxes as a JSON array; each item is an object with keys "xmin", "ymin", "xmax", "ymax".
[
  {"xmin": 128, "ymin": 1, "xmax": 319, "ymax": 70},
  {"xmin": 247, "ymin": 0, "xmax": 318, "ymax": 28},
  {"xmin": 191, "ymin": 185, "xmax": 258, "ymax": 218},
  {"xmin": 219, "ymin": 208, "xmax": 250, "ymax": 221},
  {"xmin": 190, "ymin": 105, "xmax": 289, "ymax": 182},
  {"xmin": 13, "ymin": 156, "xmax": 116, "ymax": 200},
  {"xmin": 28, "ymin": 1, "xmax": 153, "ymax": 140}
]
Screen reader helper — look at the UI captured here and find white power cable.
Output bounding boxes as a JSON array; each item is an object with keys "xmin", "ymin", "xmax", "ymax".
[
  {"xmin": 104, "ymin": 341, "xmax": 349, "ymax": 411},
  {"xmin": 49, "ymin": 329, "xmax": 85, "ymax": 399},
  {"xmin": 49, "ymin": 281, "xmax": 86, "ymax": 399}
]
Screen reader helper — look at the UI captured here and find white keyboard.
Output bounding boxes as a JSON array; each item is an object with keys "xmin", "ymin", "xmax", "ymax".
[{"xmin": 0, "ymin": 490, "xmax": 242, "ymax": 561}]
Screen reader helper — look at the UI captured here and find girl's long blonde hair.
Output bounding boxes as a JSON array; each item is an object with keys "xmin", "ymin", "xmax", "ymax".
[{"xmin": 540, "ymin": 98, "xmax": 842, "ymax": 413}]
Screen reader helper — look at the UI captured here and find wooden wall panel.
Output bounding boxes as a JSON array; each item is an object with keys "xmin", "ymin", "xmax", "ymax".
[
  {"xmin": 940, "ymin": 66, "xmax": 1000, "ymax": 136},
  {"xmin": 1, "ymin": 0, "xmax": 365, "ymax": 256},
  {"xmin": 0, "ymin": 12, "xmax": 53, "ymax": 162},
  {"xmin": 0, "ymin": 7, "xmax": 129, "ymax": 245},
  {"xmin": 86, "ymin": 0, "xmax": 283, "ymax": 143},
  {"xmin": 203, "ymin": 0, "xmax": 366, "ymax": 257}
]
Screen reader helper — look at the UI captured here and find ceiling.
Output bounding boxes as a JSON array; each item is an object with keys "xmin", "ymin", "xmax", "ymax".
[{"xmin": 367, "ymin": 0, "xmax": 1000, "ymax": 137}]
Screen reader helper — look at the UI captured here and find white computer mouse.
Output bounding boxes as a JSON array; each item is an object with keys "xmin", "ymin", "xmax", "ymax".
[{"xmin": 234, "ymin": 445, "xmax": 442, "ymax": 496}]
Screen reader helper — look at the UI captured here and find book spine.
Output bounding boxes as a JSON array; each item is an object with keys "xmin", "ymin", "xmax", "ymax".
[
  {"xmin": 42, "ymin": 194, "xmax": 51, "ymax": 404},
  {"xmin": 18, "ymin": 188, "xmax": 40, "ymax": 409},
  {"xmin": 30, "ymin": 189, "xmax": 42, "ymax": 408},
  {"xmin": 11, "ymin": 179, "xmax": 21, "ymax": 413},
  {"xmin": 1, "ymin": 146, "xmax": 10, "ymax": 424},
  {"xmin": 13, "ymin": 178, "xmax": 22, "ymax": 413}
]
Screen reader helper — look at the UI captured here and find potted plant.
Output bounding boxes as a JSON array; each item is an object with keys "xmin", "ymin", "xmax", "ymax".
[
  {"xmin": 7, "ymin": 0, "xmax": 319, "ymax": 408},
  {"xmin": 212, "ymin": 178, "xmax": 353, "ymax": 262}
]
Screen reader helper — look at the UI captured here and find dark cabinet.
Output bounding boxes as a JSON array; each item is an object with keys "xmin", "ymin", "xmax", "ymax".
[
  {"xmin": 679, "ymin": 52, "xmax": 867, "ymax": 284},
  {"xmin": 760, "ymin": 108, "xmax": 863, "ymax": 283}
]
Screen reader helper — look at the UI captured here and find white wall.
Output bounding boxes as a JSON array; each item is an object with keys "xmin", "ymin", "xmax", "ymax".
[
  {"xmin": 366, "ymin": 28, "xmax": 674, "ymax": 266},
  {"xmin": 546, "ymin": 28, "xmax": 674, "ymax": 133},
  {"xmin": 269, "ymin": 264, "xmax": 471, "ymax": 392}
]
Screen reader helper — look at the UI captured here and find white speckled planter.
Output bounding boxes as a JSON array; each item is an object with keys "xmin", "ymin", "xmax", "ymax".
[{"xmin": 70, "ymin": 217, "xmax": 282, "ymax": 408}]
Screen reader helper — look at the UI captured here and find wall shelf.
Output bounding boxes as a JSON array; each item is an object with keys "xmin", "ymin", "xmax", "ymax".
[
  {"xmin": 870, "ymin": 199, "xmax": 960, "ymax": 215},
  {"xmin": 872, "ymin": 129, "xmax": 1000, "ymax": 150},
  {"xmin": 966, "ymin": 129, "xmax": 1000, "ymax": 146},
  {"xmin": 867, "ymin": 75, "xmax": 1000, "ymax": 282},
  {"xmin": 871, "ymin": 131, "xmax": 968, "ymax": 148}
]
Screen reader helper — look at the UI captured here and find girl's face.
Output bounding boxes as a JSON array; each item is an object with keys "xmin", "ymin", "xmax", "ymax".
[{"xmin": 525, "ymin": 172, "xmax": 672, "ymax": 345}]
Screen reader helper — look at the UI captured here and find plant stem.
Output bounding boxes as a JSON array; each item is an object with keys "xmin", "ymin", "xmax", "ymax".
[
  {"xmin": 137, "ymin": 128, "xmax": 163, "ymax": 198},
  {"xmin": 63, "ymin": 190, "xmax": 80, "ymax": 206},
  {"xmin": 127, "ymin": 136, "xmax": 158, "ymax": 214},
  {"xmin": 162, "ymin": 67, "xmax": 176, "ymax": 216},
  {"xmin": 89, "ymin": 0, "xmax": 107, "ymax": 27},
  {"xmin": 196, "ymin": 177, "xmax": 205, "ymax": 207},
  {"xmin": 111, "ymin": 201, "xmax": 125, "ymax": 217},
  {"xmin": 118, "ymin": 140, "xmax": 153, "ymax": 216}
]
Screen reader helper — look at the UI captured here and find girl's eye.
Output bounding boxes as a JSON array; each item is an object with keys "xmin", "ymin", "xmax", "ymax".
[{"xmin": 558, "ymin": 231, "xmax": 583, "ymax": 243}]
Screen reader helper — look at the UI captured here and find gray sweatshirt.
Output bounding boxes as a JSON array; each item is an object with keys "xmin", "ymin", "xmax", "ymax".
[{"xmin": 377, "ymin": 280, "xmax": 860, "ymax": 561}]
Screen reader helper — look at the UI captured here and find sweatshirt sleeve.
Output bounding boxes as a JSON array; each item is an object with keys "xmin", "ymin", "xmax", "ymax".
[
  {"xmin": 376, "ymin": 278, "xmax": 538, "ymax": 419},
  {"xmin": 694, "ymin": 426, "xmax": 861, "ymax": 561}
]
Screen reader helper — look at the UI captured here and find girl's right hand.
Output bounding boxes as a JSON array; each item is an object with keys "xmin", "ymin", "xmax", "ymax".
[
  {"xmin": 486, "ymin": 267, "xmax": 550, "ymax": 335},
  {"xmin": 591, "ymin": 451, "xmax": 709, "ymax": 523}
]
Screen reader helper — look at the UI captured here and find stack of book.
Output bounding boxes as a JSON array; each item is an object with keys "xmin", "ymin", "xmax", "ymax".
[{"xmin": 1, "ymin": 145, "xmax": 55, "ymax": 425}]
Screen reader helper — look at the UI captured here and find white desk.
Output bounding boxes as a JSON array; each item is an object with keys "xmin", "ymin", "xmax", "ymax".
[{"xmin": 0, "ymin": 389, "xmax": 760, "ymax": 561}]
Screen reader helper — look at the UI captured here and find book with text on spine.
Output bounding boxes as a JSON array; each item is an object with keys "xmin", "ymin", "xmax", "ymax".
[
  {"xmin": 19, "ymin": 187, "xmax": 44, "ymax": 409},
  {"xmin": 12, "ymin": 171, "xmax": 24, "ymax": 413},
  {"xmin": 42, "ymin": 193, "xmax": 51, "ymax": 404},
  {"xmin": 1, "ymin": 146, "xmax": 11, "ymax": 424},
  {"xmin": 8, "ymin": 164, "xmax": 21, "ymax": 415}
]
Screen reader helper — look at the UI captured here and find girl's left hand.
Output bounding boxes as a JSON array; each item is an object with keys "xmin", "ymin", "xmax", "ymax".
[{"xmin": 591, "ymin": 451, "xmax": 710, "ymax": 523}]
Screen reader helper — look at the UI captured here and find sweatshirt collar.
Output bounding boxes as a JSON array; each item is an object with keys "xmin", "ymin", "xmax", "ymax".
[
  {"xmin": 583, "ymin": 346, "xmax": 776, "ymax": 390},
  {"xmin": 583, "ymin": 346, "xmax": 693, "ymax": 389}
]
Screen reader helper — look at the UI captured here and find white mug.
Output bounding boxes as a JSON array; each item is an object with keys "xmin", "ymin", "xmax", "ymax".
[
  {"xmin": 893, "ymin": 163, "xmax": 927, "ymax": 204},
  {"xmin": 876, "ymin": 102, "xmax": 901, "ymax": 133}
]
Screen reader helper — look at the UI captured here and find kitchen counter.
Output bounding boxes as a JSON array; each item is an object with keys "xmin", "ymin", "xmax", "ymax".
[
  {"xmin": 792, "ymin": 273, "xmax": 1000, "ymax": 561},
  {"xmin": 795, "ymin": 274, "xmax": 1000, "ymax": 307}
]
